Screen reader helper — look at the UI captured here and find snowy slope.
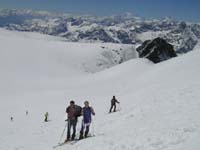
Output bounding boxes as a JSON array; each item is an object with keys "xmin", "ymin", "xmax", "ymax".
[{"xmin": 0, "ymin": 29, "xmax": 200, "ymax": 150}]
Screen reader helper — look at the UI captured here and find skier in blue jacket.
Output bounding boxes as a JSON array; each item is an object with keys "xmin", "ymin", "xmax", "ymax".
[{"xmin": 79, "ymin": 101, "xmax": 95, "ymax": 139}]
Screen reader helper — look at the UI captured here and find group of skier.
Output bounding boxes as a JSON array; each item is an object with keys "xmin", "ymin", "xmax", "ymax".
[
  {"xmin": 63, "ymin": 96, "xmax": 120, "ymax": 143},
  {"xmin": 64, "ymin": 100, "xmax": 95, "ymax": 142},
  {"xmin": 10, "ymin": 110, "xmax": 29, "ymax": 122},
  {"xmin": 11, "ymin": 96, "xmax": 120, "ymax": 143}
]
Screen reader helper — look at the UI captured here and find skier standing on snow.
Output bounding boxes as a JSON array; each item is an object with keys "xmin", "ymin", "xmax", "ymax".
[
  {"xmin": 109, "ymin": 96, "xmax": 120, "ymax": 113},
  {"xmin": 65, "ymin": 100, "xmax": 81, "ymax": 142},
  {"xmin": 79, "ymin": 101, "xmax": 95, "ymax": 139},
  {"xmin": 44, "ymin": 112, "xmax": 49, "ymax": 122}
]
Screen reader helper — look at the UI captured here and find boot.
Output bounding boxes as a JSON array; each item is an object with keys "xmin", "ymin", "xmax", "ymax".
[
  {"xmin": 64, "ymin": 138, "xmax": 70, "ymax": 143},
  {"xmin": 71, "ymin": 135, "xmax": 75, "ymax": 141},
  {"xmin": 79, "ymin": 133, "xmax": 83, "ymax": 140},
  {"xmin": 84, "ymin": 132, "xmax": 88, "ymax": 138}
]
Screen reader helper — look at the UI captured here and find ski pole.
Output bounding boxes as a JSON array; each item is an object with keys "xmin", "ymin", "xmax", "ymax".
[
  {"xmin": 91, "ymin": 118, "xmax": 95, "ymax": 136},
  {"xmin": 58, "ymin": 121, "xmax": 68, "ymax": 143},
  {"xmin": 118, "ymin": 103, "xmax": 122, "ymax": 111}
]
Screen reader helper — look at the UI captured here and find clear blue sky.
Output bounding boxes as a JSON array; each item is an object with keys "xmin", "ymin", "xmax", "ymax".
[{"xmin": 0, "ymin": 0, "xmax": 200, "ymax": 22}]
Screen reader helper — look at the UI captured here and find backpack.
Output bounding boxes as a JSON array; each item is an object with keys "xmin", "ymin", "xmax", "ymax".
[{"xmin": 75, "ymin": 105, "xmax": 82, "ymax": 117}]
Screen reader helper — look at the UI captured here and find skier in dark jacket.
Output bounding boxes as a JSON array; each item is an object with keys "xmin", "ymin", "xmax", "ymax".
[
  {"xmin": 109, "ymin": 96, "xmax": 120, "ymax": 113},
  {"xmin": 65, "ymin": 100, "xmax": 80, "ymax": 142},
  {"xmin": 79, "ymin": 101, "xmax": 95, "ymax": 139},
  {"xmin": 44, "ymin": 112, "xmax": 49, "ymax": 122}
]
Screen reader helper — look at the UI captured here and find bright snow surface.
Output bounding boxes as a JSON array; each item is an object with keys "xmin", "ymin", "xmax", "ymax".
[{"xmin": 0, "ymin": 28, "xmax": 200, "ymax": 150}]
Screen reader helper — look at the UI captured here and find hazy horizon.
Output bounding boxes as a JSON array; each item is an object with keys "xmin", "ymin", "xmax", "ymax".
[{"xmin": 0, "ymin": 0, "xmax": 199, "ymax": 22}]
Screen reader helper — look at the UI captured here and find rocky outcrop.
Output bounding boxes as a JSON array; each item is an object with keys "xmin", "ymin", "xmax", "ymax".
[{"xmin": 136, "ymin": 37, "xmax": 177, "ymax": 63}]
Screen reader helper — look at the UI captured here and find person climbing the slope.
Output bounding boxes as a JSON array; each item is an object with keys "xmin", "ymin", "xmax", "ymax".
[
  {"xmin": 65, "ymin": 100, "xmax": 82, "ymax": 142},
  {"xmin": 109, "ymin": 96, "xmax": 120, "ymax": 113},
  {"xmin": 44, "ymin": 112, "xmax": 49, "ymax": 122},
  {"xmin": 79, "ymin": 101, "xmax": 95, "ymax": 140}
]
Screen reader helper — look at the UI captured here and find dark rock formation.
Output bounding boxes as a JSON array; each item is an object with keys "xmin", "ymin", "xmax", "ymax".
[{"xmin": 136, "ymin": 37, "xmax": 177, "ymax": 63}]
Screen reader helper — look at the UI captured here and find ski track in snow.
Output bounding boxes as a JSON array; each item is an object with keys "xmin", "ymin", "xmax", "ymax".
[{"xmin": 0, "ymin": 29, "xmax": 200, "ymax": 150}]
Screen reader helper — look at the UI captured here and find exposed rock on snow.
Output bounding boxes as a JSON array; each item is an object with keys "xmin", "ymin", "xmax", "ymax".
[{"xmin": 136, "ymin": 37, "xmax": 177, "ymax": 63}]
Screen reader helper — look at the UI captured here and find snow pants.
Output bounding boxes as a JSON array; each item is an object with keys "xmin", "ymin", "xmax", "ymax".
[
  {"xmin": 109, "ymin": 104, "xmax": 116, "ymax": 112},
  {"xmin": 80, "ymin": 121, "xmax": 90, "ymax": 138},
  {"xmin": 67, "ymin": 118, "xmax": 77, "ymax": 140}
]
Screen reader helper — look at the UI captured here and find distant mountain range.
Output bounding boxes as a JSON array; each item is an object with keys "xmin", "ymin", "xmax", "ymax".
[{"xmin": 0, "ymin": 9, "xmax": 200, "ymax": 53}]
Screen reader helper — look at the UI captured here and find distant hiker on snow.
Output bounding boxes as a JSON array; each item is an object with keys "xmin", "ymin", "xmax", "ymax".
[
  {"xmin": 44, "ymin": 112, "xmax": 49, "ymax": 122},
  {"xmin": 65, "ymin": 100, "xmax": 82, "ymax": 142},
  {"xmin": 10, "ymin": 116, "xmax": 13, "ymax": 121},
  {"xmin": 109, "ymin": 96, "xmax": 120, "ymax": 113},
  {"xmin": 79, "ymin": 101, "xmax": 95, "ymax": 139}
]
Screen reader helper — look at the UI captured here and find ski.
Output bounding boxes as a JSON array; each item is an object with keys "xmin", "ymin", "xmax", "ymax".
[
  {"xmin": 53, "ymin": 135, "xmax": 95, "ymax": 148},
  {"xmin": 108, "ymin": 110, "xmax": 120, "ymax": 114},
  {"xmin": 53, "ymin": 134, "xmax": 103, "ymax": 148},
  {"xmin": 70, "ymin": 135, "xmax": 95, "ymax": 145},
  {"xmin": 53, "ymin": 141, "xmax": 73, "ymax": 148}
]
